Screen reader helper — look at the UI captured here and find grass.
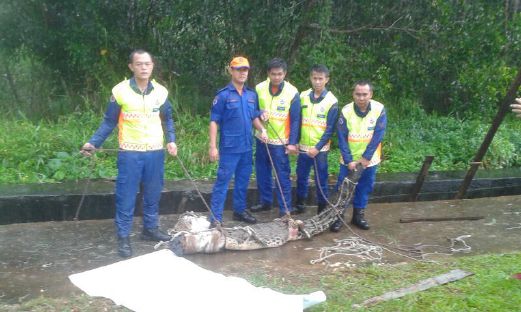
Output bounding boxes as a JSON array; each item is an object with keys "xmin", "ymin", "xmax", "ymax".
[
  {"xmin": 247, "ymin": 252, "xmax": 521, "ymax": 311},
  {"xmin": 1, "ymin": 106, "xmax": 521, "ymax": 184},
  {"xmin": 1, "ymin": 252, "xmax": 519, "ymax": 311}
]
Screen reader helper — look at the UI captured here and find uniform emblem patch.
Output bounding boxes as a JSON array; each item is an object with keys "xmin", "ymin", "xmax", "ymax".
[
  {"xmin": 110, "ymin": 95, "xmax": 116, "ymax": 103},
  {"xmin": 212, "ymin": 96, "xmax": 218, "ymax": 106}
]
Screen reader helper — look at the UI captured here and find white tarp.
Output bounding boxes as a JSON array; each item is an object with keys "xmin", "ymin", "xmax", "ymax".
[{"xmin": 69, "ymin": 249, "xmax": 326, "ymax": 312}]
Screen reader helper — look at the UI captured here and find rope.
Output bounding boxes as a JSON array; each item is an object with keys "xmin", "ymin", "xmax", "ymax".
[
  {"xmin": 174, "ymin": 155, "xmax": 221, "ymax": 229},
  {"xmin": 308, "ymin": 154, "xmax": 425, "ymax": 262},
  {"xmin": 73, "ymin": 152, "xmax": 97, "ymax": 221},
  {"xmin": 261, "ymin": 120, "xmax": 296, "ymax": 217},
  {"xmin": 310, "ymin": 237, "xmax": 383, "ymax": 265},
  {"xmin": 77, "ymin": 146, "xmax": 223, "ymax": 230}
]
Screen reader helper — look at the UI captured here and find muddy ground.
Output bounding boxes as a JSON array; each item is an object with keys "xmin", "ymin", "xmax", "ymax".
[{"xmin": 1, "ymin": 195, "xmax": 520, "ymax": 305}]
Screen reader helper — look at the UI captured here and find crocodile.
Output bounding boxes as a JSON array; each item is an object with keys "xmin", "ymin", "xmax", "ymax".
[{"xmin": 168, "ymin": 165, "xmax": 363, "ymax": 255}]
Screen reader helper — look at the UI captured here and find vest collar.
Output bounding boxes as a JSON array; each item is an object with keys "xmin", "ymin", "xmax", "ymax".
[
  {"xmin": 354, "ymin": 101, "xmax": 372, "ymax": 117},
  {"xmin": 268, "ymin": 80, "xmax": 284, "ymax": 96},
  {"xmin": 309, "ymin": 88, "xmax": 328, "ymax": 104},
  {"xmin": 130, "ymin": 77, "xmax": 154, "ymax": 95}
]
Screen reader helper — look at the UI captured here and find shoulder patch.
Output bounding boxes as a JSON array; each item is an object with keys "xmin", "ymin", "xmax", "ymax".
[
  {"xmin": 212, "ymin": 96, "xmax": 218, "ymax": 106},
  {"xmin": 339, "ymin": 117, "xmax": 344, "ymax": 125},
  {"xmin": 110, "ymin": 95, "xmax": 116, "ymax": 103},
  {"xmin": 216, "ymin": 87, "xmax": 227, "ymax": 94}
]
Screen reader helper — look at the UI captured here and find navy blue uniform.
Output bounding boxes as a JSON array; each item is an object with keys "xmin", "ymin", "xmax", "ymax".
[{"xmin": 209, "ymin": 83, "xmax": 260, "ymax": 222}]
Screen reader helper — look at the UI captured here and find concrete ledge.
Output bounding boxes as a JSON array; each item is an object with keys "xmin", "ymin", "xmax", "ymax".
[{"xmin": 2, "ymin": 168, "xmax": 521, "ymax": 225}]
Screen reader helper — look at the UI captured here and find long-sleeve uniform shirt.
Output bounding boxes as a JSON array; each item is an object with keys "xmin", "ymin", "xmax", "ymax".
[
  {"xmin": 337, "ymin": 101, "xmax": 387, "ymax": 164},
  {"xmin": 89, "ymin": 78, "xmax": 176, "ymax": 147},
  {"xmin": 210, "ymin": 83, "xmax": 260, "ymax": 154},
  {"xmin": 305, "ymin": 89, "xmax": 339, "ymax": 150}
]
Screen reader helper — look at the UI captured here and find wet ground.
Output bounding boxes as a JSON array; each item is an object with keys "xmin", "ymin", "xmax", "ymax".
[{"xmin": 1, "ymin": 195, "xmax": 520, "ymax": 305}]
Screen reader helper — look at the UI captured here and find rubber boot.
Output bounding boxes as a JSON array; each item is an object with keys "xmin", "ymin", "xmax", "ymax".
[
  {"xmin": 141, "ymin": 227, "xmax": 171, "ymax": 241},
  {"xmin": 294, "ymin": 197, "xmax": 306, "ymax": 214},
  {"xmin": 317, "ymin": 203, "xmax": 327, "ymax": 215},
  {"xmin": 117, "ymin": 236, "xmax": 132, "ymax": 258},
  {"xmin": 351, "ymin": 208, "xmax": 370, "ymax": 230},
  {"xmin": 250, "ymin": 203, "xmax": 272, "ymax": 212},
  {"xmin": 330, "ymin": 212, "xmax": 345, "ymax": 232}
]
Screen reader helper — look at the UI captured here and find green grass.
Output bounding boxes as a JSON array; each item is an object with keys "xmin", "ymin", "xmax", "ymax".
[
  {"xmin": 246, "ymin": 252, "xmax": 521, "ymax": 311},
  {"xmin": 2, "ymin": 253, "xmax": 519, "ymax": 311},
  {"xmin": 1, "ymin": 107, "xmax": 521, "ymax": 184}
]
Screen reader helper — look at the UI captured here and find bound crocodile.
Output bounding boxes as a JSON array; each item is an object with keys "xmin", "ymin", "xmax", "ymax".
[{"xmin": 168, "ymin": 165, "xmax": 363, "ymax": 255}]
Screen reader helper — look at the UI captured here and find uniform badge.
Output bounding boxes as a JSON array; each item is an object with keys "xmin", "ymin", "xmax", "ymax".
[
  {"xmin": 110, "ymin": 95, "xmax": 116, "ymax": 103},
  {"xmin": 369, "ymin": 118, "xmax": 375, "ymax": 124},
  {"xmin": 320, "ymin": 107, "xmax": 325, "ymax": 112},
  {"xmin": 279, "ymin": 99, "xmax": 285, "ymax": 105},
  {"xmin": 339, "ymin": 118, "xmax": 344, "ymax": 125},
  {"xmin": 212, "ymin": 96, "xmax": 218, "ymax": 106}
]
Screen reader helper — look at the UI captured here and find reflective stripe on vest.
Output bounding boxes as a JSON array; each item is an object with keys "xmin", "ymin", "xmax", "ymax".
[
  {"xmin": 113, "ymin": 79, "xmax": 168, "ymax": 151},
  {"xmin": 342, "ymin": 100, "xmax": 384, "ymax": 167},
  {"xmin": 299, "ymin": 89, "xmax": 337, "ymax": 152},
  {"xmin": 255, "ymin": 79, "xmax": 298, "ymax": 145}
]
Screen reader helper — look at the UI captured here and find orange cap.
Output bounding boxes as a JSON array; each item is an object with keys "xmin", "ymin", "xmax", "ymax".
[{"xmin": 230, "ymin": 56, "xmax": 250, "ymax": 69}]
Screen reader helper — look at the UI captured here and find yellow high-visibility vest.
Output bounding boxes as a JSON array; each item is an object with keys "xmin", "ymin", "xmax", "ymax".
[
  {"xmin": 341, "ymin": 100, "xmax": 384, "ymax": 167},
  {"xmin": 255, "ymin": 79, "xmax": 298, "ymax": 145},
  {"xmin": 299, "ymin": 89, "xmax": 337, "ymax": 151},
  {"xmin": 113, "ymin": 79, "xmax": 168, "ymax": 151}
]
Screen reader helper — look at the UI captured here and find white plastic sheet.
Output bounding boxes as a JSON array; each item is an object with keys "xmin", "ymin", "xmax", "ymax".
[{"xmin": 69, "ymin": 250, "xmax": 326, "ymax": 312}]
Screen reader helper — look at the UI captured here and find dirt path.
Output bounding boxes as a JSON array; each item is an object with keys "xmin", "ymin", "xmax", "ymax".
[{"xmin": 1, "ymin": 195, "xmax": 520, "ymax": 304}]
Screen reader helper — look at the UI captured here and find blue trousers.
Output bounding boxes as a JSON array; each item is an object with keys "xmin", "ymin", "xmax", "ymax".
[
  {"xmin": 336, "ymin": 164, "xmax": 378, "ymax": 209},
  {"xmin": 296, "ymin": 151, "xmax": 329, "ymax": 204},
  {"xmin": 115, "ymin": 150, "xmax": 164, "ymax": 238},
  {"xmin": 210, "ymin": 151, "xmax": 252, "ymax": 222},
  {"xmin": 255, "ymin": 139, "xmax": 292, "ymax": 215}
]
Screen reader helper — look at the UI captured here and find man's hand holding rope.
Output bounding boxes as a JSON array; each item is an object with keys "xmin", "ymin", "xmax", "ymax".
[
  {"xmin": 348, "ymin": 158, "xmax": 370, "ymax": 170},
  {"xmin": 286, "ymin": 144, "xmax": 298, "ymax": 155},
  {"xmin": 306, "ymin": 147, "xmax": 319, "ymax": 158},
  {"xmin": 167, "ymin": 142, "xmax": 178, "ymax": 156},
  {"xmin": 80, "ymin": 142, "xmax": 96, "ymax": 157},
  {"xmin": 511, "ymin": 98, "xmax": 521, "ymax": 118}
]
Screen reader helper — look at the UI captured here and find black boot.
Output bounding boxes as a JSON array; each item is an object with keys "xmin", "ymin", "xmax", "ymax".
[
  {"xmin": 317, "ymin": 203, "xmax": 327, "ymax": 215},
  {"xmin": 250, "ymin": 203, "xmax": 272, "ymax": 213},
  {"xmin": 330, "ymin": 213, "xmax": 345, "ymax": 232},
  {"xmin": 141, "ymin": 227, "xmax": 171, "ymax": 241},
  {"xmin": 233, "ymin": 210, "xmax": 257, "ymax": 224},
  {"xmin": 117, "ymin": 236, "xmax": 132, "ymax": 258},
  {"xmin": 293, "ymin": 197, "xmax": 306, "ymax": 214},
  {"xmin": 351, "ymin": 208, "xmax": 370, "ymax": 230}
]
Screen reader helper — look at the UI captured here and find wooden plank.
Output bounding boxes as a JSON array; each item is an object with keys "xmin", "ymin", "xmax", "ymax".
[
  {"xmin": 410, "ymin": 155, "xmax": 435, "ymax": 202},
  {"xmin": 399, "ymin": 216, "xmax": 484, "ymax": 223},
  {"xmin": 455, "ymin": 66, "xmax": 521, "ymax": 199},
  {"xmin": 353, "ymin": 269, "xmax": 474, "ymax": 309}
]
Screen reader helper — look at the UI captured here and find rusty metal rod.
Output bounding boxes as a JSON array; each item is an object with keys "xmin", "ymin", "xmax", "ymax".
[
  {"xmin": 399, "ymin": 216, "xmax": 484, "ymax": 223},
  {"xmin": 410, "ymin": 155, "xmax": 434, "ymax": 202},
  {"xmin": 455, "ymin": 67, "xmax": 521, "ymax": 199}
]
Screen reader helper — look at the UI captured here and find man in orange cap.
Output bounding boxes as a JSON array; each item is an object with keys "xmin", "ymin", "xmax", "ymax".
[{"xmin": 208, "ymin": 56, "xmax": 268, "ymax": 226}]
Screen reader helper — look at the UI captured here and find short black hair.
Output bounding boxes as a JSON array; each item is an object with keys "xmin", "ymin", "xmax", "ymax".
[
  {"xmin": 267, "ymin": 58, "xmax": 287, "ymax": 72},
  {"xmin": 353, "ymin": 80, "xmax": 373, "ymax": 91},
  {"xmin": 128, "ymin": 49, "xmax": 154, "ymax": 64},
  {"xmin": 310, "ymin": 64, "xmax": 330, "ymax": 77}
]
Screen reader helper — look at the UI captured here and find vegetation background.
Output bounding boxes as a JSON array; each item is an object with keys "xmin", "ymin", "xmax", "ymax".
[{"xmin": 1, "ymin": 0, "xmax": 521, "ymax": 183}]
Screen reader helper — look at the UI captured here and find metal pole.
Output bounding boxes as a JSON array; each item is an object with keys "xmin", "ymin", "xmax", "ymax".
[
  {"xmin": 409, "ymin": 155, "xmax": 434, "ymax": 201},
  {"xmin": 455, "ymin": 67, "xmax": 521, "ymax": 199}
]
